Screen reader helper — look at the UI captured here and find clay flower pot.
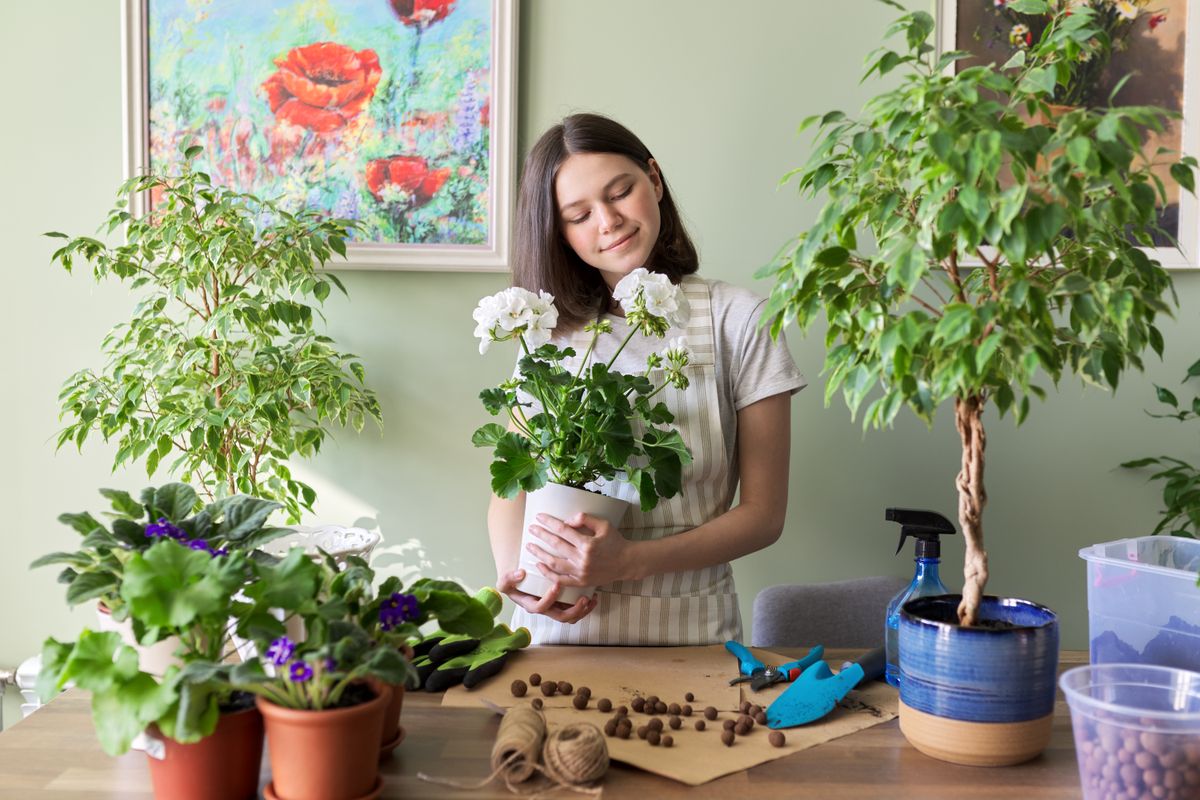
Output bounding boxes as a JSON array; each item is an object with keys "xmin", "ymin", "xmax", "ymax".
[
  {"xmin": 146, "ymin": 705, "xmax": 264, "ymax": 800},
  {"xmin": 378, "ymin": 681, "xmax": 406, "ymax": 759},
  {"xmin": 258, "ymin": 684, "xmax": 390, "ymax": 800}
]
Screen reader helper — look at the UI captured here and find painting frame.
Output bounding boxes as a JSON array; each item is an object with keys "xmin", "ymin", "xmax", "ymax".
[
  {"xmin": 935, "ymin": 0, "xmax": 1200, "ymax": 270},
  {"xmin": 121, "ymin": 0, "xmax": 518, "ymax": 272}
]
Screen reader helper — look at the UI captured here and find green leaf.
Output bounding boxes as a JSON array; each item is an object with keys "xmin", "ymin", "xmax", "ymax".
[
  {"xmin": 100, "ymin": 489, "xmax": 144, "ymax": 519},
  {"xmin": 933, "ymin": 304, "xmax": 975, "ymax": 346},
  {"xmin": 1156, "ymin": 385, "xmax": 1180, "ymax": 407},
  {"xmin": 143, "ymin": 484, "xmax": 198, "ymax": 522},
  {"xmin": 489, "ymin": 433, "xmax": 548, "ymax": 498},
  {"xmin": 471, "ymin": 423, "xmax": 507, "ymax": 448},
  {"xmin": 1020, "ymin": 68, "xmax": 1057, "ymax": 97},
  {"xmin": 92, "ymin": 672, "xmax": 176, "ymax": 756},
  {"xmin": 217, "ymin": 495, "xmax": 282, "ymax": 543},
  {"xmin": 1170, "ymin": 162, "xmax": 1196, "ymax": 195},
  {"xmin": 66, "ymin": 571, "xmax": 119, "ymax": 606}
]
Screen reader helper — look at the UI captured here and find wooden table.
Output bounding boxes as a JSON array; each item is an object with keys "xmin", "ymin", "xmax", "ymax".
[{"xmin": 0, "ymin": 649, "xmax": 1087, "ymax": 799}]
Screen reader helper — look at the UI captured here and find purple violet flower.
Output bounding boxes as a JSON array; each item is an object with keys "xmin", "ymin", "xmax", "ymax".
[
  {"xmin": 144, "ymin": 517, "xmax": 186, "ymax": 540},
  {"xmin": 379, "ymin": 592, "xmax": 420, "ymax": 632},
  {"xmin": 289, "ymin": 661, "xmax": 313, "ymax": 683},
  {"xmin": 188, "ymin": 539, "xmax": 210, "ymax": 551},
  {"xmin": 325, "ymin": 657, "xmax": 337, "ymax": 672},
  {"xmin": 265, "ymin": 637, "xmax": 295, "ymax": 667}
]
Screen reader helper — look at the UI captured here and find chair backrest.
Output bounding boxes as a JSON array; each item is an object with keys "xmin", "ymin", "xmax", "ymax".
[{"xmin": 751, "ymin": 576, "xmax": 909, "ymax": 649}]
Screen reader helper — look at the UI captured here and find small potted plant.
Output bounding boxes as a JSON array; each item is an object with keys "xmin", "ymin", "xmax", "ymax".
[
  {"xmin": 760, "ymin": 1, "xmax": 1195, "ymax": 765},
  {"xmin": 218, "ymin": 552, "xmax": 498, "ymax": 799},
  {"xmin": 38, "ymin": 537, "xmax": 265, "ymax": 800},
  {"xmin": 33, "ymin": 483, "xmax": 289, "ymax": 673},
  {"xmin": 46, "ymin": 143, "xmax": 382, "ymax": 522},
  {"xmin": 472, "ymin": 268, "xmax": 693, "ymax": 602}
]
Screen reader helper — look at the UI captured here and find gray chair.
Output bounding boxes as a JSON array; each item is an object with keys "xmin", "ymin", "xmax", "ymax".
[{"xmin": 750, "ymin": 576, "xmax": 909, "ymax": 649}]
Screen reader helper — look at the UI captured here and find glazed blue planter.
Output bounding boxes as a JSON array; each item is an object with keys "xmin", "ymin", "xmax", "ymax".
[{"xmin": 898, "ymin": 594, "xmax": 1059, "ymax": 766}]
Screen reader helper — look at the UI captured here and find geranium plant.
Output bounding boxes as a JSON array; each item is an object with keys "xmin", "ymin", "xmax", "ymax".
[
  {"xmin": 1122, "ymin": 357, "xmax": 1200, "ymax": 538},
  {"xmin": 47, "ymin": 144, "xmax": 382, "ymax": 522},
  {"xmin": 981, "ymin": 0, "xmax": 1168, "ymax": 107},
  {"xmin": 472, "ymin": 268, "xmax": 693, "ymax": 511},
  {"xmin": 760, "ymin": 2, "xmax": 1195, "ymax": 625},
  {"xmin": 32, "ymin": 482, "xmax": 288, "ymax": 621}
]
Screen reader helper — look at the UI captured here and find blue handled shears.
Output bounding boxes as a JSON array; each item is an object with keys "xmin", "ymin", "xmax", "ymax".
[{"xmin": 725, "ymin": 641, "xmax": 825, "ymax": 691}]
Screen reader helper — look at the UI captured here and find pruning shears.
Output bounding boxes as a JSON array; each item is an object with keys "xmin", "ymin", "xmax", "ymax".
[{"xmin": 725, "ymin": 641, "xmax": 825, "ymax": 691}]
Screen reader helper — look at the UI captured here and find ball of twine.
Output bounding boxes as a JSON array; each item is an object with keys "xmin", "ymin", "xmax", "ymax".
[
  {"xmin": 492, "ymin": 703, "xmax": 547, "ymax": 784},
  {"xmin": 541, "ymin": 722, "xmax": 609, "ymax": 785}
]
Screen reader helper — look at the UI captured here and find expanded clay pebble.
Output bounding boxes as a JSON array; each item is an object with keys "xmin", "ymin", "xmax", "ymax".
[
  {"xmin": 572, "ymin": 694, "xmax": 589, "ymax": 710},
  {"xmin": 637, "ymin": 726, "xmax": 649, "ymax": 740},
  {"xmin": 558, "ymin": 681, "xmax": 573, "ymax": 695},
  {"xmin": 532, "ymin": 698, "xmax": 544, "ymax": 710},
  {"xmin": 511, "ymin": 679, "xmax": 528, "ymax": 697},
  {"xmin": 616, "ymin": 705, "xmax": 628, "ymax": 716},
  {"xmin": 1074, "ymin": 721, "xmax": 1200, "ymax": 799},
  {"xmin": 668, "ymin": 703, "xmax": 681, "ymax": 716},
  {"xmin": 617, "ymin": 726, "xmax": 631, "ymax": 739},
  {"xmin": 648, "ymin": 718, "xmax": 664, "ymax": 732},
  {"xmin": 735, "ymin": 721, "xmax": 750, "ymax": 736},
  {"xmin": 646, "ymin": 695, "xmax": 660, "ymax": 707},
  {"xmin": 681, "ymin": 704, "xmax": 693, "ymax": 717},
  {"xmin": 740, "ymin": 700, "xmax": 751, "ymax": 714},
  {"xmin": 754, "ymin": 711, "xmax": 767, "ymax": 726},
  {"xmin": 541, "ymin": 682, "xmax": 557, "ymax": 697},
  {"xmin": 655, "ymin": 701, "xmax": 668, "ymax": 714},
  {"xmin": 723, "ymin": 719, "xmax": 737, "ymax": 731},
  {"xmin": 704, "ymin": 706, "xmax": 718, "ymax": 720},
  {"xmin": 577, "ymin": 686, "xmax": 591, "ymax": 698},
  {"xmin": 669, "ymin": 716, "xmax": 682, "ymax": 730},
  {"xmin": 597, "ymin": 698, "xmax": 612, "ymax": 713},
  {"xmin": 721, "ymin": 730, "xmax": 735, "ymax": 747},
  {"xmin": 769, "ymin": 731, "xmax": 786, "ymax": 748},
  {"xmin": 648, "ymin": 730, "xmax": 661, "ymax": 746},
  {"xmin": 631, "ymin": 697, "xmax": 646, "ymax": 713},
  {"xmin": 662, "ymin": 735, "xmax": 674, "ymax": 748},
  {"xmin": 604, "ymin": 719, "xmax": 618, "ymax": 737},
  {"xmin": 685, "ymin": 692, "xmax": 695, "ymax": 702},
  {"xmin": 529, "ymin": 673, "xmax": 542, "ymax": 686},
  {"xmin": 740, "ymin": 714, "xmax": 755, "ymax": 730},
  {"xmin": 694, "ymin": 719, "xmax": 706, "ymax": 731},
  {"xmin": 750, "ymin": 705, "xmax": 762, "ymax": 716}
]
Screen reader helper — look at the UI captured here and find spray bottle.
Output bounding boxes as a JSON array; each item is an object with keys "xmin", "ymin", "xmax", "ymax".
[{"xmin": 884, "ymin": 508, "xmax": 955, "ymax": 688}]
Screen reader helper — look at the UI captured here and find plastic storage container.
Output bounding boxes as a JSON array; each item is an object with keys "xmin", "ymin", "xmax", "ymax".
[
  {"xmin": 1060, "ymin": 664, "xmax": 1200, "ymax": 800},
  {"xmin": 1080, "ymin": 536, "xmax": 1200, "ymax": 670}
]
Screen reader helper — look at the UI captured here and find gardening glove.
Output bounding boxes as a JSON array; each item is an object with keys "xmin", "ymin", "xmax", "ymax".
[
  {"xmin": 422, "ymin": 625, "xmax": 532, "ymax": 692},
  {"xmin": 412, "ymin": 633, "xmax": 478, "ymax": 687}
]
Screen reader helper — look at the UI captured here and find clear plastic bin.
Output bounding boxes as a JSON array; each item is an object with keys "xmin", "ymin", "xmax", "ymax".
[
  {"xmin": 1061, "ymin": 664, "xmax": 1200, "ymax": 800},
  {"xmin": 1080, "ymin": 537, "xmax": 1200, "ymax": 670}
]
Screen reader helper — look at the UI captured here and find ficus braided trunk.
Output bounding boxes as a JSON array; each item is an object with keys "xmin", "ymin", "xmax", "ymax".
[{"xmin": 954, "ymin": 395, "xmax": 988, "ymax": 627}]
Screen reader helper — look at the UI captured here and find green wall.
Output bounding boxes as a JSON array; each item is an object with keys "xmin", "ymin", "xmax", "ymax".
[{"xmin": 3, "ymin": 2, "xmax": 1198, "ymax": 726}]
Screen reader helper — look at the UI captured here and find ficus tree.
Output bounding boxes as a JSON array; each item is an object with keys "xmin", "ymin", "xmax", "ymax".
[
  {"xmin": 760, "ymin": 1, "xmax": 1196, "ymax": 625},
  {"xmin": 47, "ymin": 145, "xmax": 382, "ymax": 521}
]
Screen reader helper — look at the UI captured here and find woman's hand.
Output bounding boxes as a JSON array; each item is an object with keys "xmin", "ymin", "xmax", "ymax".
[
  {"xmin": 525, "ymin": 512, "xmax": 635, "ymax": 588},
  {"xmin": 496, "ymin": 568, "xmax": 598, "ymax": 624}
]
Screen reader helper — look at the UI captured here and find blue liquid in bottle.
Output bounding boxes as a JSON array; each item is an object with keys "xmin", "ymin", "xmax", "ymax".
[{"xmin": 885, "ymin": 553, "xmax": 948, "ymax": 688}]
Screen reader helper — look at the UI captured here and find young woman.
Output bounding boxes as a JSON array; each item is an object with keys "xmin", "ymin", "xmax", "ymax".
[{"xmin": 488, "ymin": 113, "xmax": 805, "ymax": 645}]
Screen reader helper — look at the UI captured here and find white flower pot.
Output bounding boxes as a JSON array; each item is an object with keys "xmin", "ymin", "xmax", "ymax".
[
  {"xmin": 516, "ymin": 482, "xmax": 630, "ymax": 605},
  {"xmin": 95, "ymin": 604, "xmax": 183, "ymax": 676}
]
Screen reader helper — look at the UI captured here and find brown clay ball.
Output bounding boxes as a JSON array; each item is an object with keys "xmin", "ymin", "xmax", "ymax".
[
  {"xmin": 558, "ymin": 681, "xmax": 573, "ymax": 695},
  {"xmin": 740, "ymin": 700, "xmax": 751, "ymax": 714},
  {"xmin": 577, "ymin": 686, "xmax": 591, "ymax": 698},
  {"xmin": 769, "ymin": 731, "xmax": 786, "ymax": 748},
  {"xmin": 723, "ymin": 719, "xmax": 737, "ymax": 731},
  {"xmin": 573, "ymin": 694, "xmax": 589, "ymax": 710},
  {"xmin": 668, "ymin": 703, "xmax": 682, "ymax": 716},
  {"xmin": 511, "ymin": 680, "xmax": 528, "ymax": 697},
  {"xmin": 685, "ymin": 692, "xmax": 695, "ymax": 702},
  {"xmin": 597, "ymin": 698, "xmax": 613, "ymax": 713},
  {"xmin": 735, "ymin": 722, "xmax": 750, "ymax": 736},
  {"xmin": 655, "ymin": 701, "xmax": 668, "ymax": 714},
  {"xmin": 669, "ymin": 715, "xmax": 682, "ymax": 729},
  {"xmin": 681, "ymin": 704, "xmax": 693, "ymax": 717},
  {"xmin": 694, "ymin": 719, "xmax": 706, "ymax": 731},
  {"xmin": 618, "ymin": 717, "xmax": 633, "ymax": 731},
  {"xmin": 529, "ymin": 673, "xmax": 542, "ymax": 686},
  {"xmin": 617, "ymin": 726, "xmax": 631, "ymax": 739},
  {"xmin": 616, "ymin": 705, "xmax": 629, "ymax": 716},
  {"xmin": 754, "ymin": 711, "xmax": 767, "ymax": 726},
  {"xmin": 741, "ymin": 714, "xmax": 755, "ymax": 730},
  {"xmin": 631, "ymin": 697, "xmax": 646, "ymax": 712},
  {"xmin": 648, "ymin": 730, "xmax": 661, "ymax": 746},
  {"xmin": 704, "ymin": 706, "xmax": 718, "ymax": 720},
  {"xmin": 532, "ymin": 698, "xmax": 544, "ymax": 710},
  {"xmin": 637, "ymin": 726, "xmax": 649, "ymax": 740},
  {"xmin": 662, "ymin": 735, "xmax": 674, "ymax": 748},
  {"xmin": 646, "ymin": 695, "xmax": 660, "ymax": 706},
  {"xmin": 540, "ymin": 682, "xmax": 556, "ymax": 697},
  {"xmin": 721, "ymin": 730, "xmax": 735, "ymax": 747},
  {"xmin": 604, "ymin": 719, "xmax": 618, "ymax": 736},
  {"xmin": 648, "ymin": 718, "xmax": 664, "ymax": 732}
]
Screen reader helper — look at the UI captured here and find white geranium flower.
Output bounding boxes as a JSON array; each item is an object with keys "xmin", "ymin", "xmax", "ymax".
[
  {"xmin": 613, "ymin": 268, "xmax": 690, "ymax": 332},
  {"xmin": 495, "ymin": 288, "xmax": 536, "ymax": 332},
  {"xmin": 473, "ymin": 287, "xmax": 559, "ymax": 354},
  {"xmin": 662, "ymin": 336, "xmax": 690, "ymax": 363}
]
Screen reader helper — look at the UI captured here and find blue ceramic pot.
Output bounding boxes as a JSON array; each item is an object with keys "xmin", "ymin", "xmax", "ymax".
[{"xmin": 899, "ymin": 595, "xmax": 1059, "ymax": 723}]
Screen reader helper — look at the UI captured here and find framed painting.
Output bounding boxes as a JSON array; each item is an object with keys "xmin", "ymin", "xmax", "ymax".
[
  {"xmin": 122, "ymin": 0, "xmax": 517, "ymax": 271},
  {"xmin": 936, "ymin": 0, "xmax": 1200, "ymax": 269}
]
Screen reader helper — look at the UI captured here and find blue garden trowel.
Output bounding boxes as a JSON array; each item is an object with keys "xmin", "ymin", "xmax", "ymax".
[{"xmin": 765, "ymin": 646, "xmax": 887, "ymax": 728}]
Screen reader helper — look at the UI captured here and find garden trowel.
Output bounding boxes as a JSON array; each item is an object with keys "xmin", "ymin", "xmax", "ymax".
[{"xmin": 765, "ymin": 646, "xmax": 886, "ymax": 728}]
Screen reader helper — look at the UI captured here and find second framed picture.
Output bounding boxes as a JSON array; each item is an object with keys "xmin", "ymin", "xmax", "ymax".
[{"xmin": 123, "ymin": 0, "xmax": 517, "ymax": 271}]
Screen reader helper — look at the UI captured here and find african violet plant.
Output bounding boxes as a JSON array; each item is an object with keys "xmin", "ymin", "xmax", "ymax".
[
  {"xmin": 47, "ymin": 143, "xmax": 381, "ymax": 522},
  {"xmin": 32, "ymin": 482, "xmax": 287, "ymax": 620},
  {"xmin": 472, "ymin": 268, "xmax": 693, "ymax": 511},
  {"xmin": 760, "ymin": 1, "xmax": 1195, "ymax": 625}
]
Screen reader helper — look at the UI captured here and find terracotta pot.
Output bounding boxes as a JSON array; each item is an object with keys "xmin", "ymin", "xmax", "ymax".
[
  {"xmin": 258, "ymin": 684, "xmax": 390, "ymax": 800},
  {"xmin": 146, "ymin": 705, "xmax": 264, "ymax": 800},
  {"xmin": 378, "ymin": 682, "xmax": 406, "ymax": 759}
]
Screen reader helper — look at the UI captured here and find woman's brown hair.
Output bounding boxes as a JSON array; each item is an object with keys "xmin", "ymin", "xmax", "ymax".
[{"xmin": 512, "ymin": 113, "xmax": 699, "ymax": 330}]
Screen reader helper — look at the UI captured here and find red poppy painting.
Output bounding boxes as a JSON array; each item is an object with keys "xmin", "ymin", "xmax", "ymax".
[{"xmin": 129, "ymin": 0, "xmax": 515, "ymax": 269}]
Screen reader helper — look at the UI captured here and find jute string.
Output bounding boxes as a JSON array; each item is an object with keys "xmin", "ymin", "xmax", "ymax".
[{"xmin": 417, "ymin": 702, "xmax": 607, "ymax": 798}]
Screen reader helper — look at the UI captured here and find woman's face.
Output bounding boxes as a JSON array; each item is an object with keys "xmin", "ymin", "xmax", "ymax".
[{"xmin": 554, "ymin": 152, "xmax": 664, "ymax": 290}]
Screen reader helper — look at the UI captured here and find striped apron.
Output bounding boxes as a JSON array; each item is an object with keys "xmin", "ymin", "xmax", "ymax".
[{"xmin": 512, "ymin": 276, "xmax": 743, "ymax": 645}]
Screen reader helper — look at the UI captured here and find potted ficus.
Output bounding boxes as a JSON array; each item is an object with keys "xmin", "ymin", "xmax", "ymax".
[
  {"xmin": 216, "ymin": 550, "xmax": 498, "ymax": 798},
  {"xmin": 38, "ymin": 537, "xmax": 266, "ymax": 800},
  {"xmin": 760, "ymin": 2, "xmax": 1195, "ymax": 766},
  {"xmin": 472, "ymin": 268, "xmax": 693, "ymax": 603},
  {"xmin": 46, "ymin": 143, "xmax": 382, "ymax": 523},
  {"xmin": 33, "ymin": 482, "xmax": 289, "ymax": 674}
]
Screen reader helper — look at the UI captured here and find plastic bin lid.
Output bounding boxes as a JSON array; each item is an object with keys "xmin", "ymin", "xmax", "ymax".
[{"xmin": 1079, "ymin": 536, "xmax": 1200, "ymax": 578}]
